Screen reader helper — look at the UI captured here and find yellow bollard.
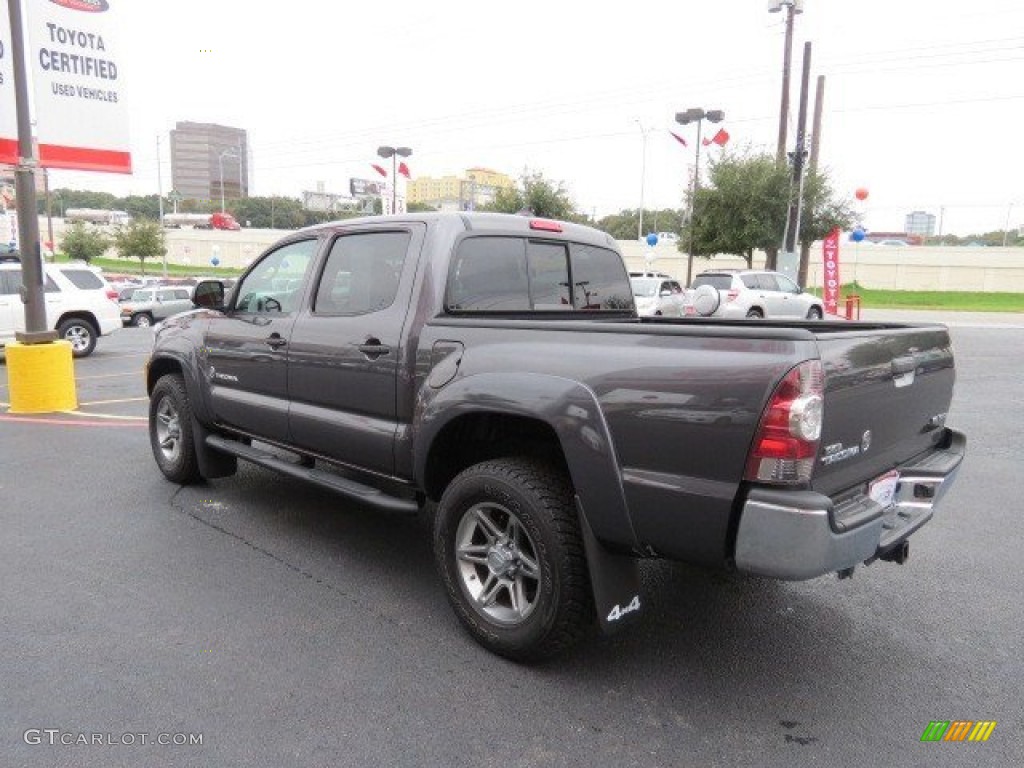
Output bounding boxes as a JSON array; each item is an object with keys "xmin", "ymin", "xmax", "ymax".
[{"xmin": 5, "ymin": 340, "xmax": 78, "ymax": 413}]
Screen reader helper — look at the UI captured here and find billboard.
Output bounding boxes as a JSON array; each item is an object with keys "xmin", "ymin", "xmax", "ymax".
[
  {"xmin": 350, "ymin": 178, "xmax": 382, "ymax": 197},
  {"xmin": 24, "ymin": 0, "xmax": 132, "ymax": 173}
]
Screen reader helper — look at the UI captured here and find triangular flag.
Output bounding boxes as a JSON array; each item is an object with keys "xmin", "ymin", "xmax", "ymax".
[
  {"xmin": 669, "ymin": 130, "xmax": 687, "ymax": 147},
  {"xmin": 371, "ymin": 163, "xmax": 388, "ymax": 177},
  {"xmin": 398, "ymin": 161, "xmax": 411, "ymax": 179},
  {"xmin": 703, "ymin": 128, "xmax": 729, "ymax": 147}
]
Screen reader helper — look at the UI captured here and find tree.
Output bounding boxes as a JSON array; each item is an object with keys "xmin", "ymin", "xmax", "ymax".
[
  {"xmin": 595, "ymin": 208, "xmax": 684, "ymax": 240},
  {"xmin": 113, "ymin": 220, "xmax": 165, "ymax": 275},
  {"xmin": 483, "ymin": 171, "xmax": 581, "ymax": 221},
  {"xmin": 60, "ymin": 221, "xmax": 110, "ymax": 263},
  {"xmin": 682, "ymin": 150, "xmax": 854, "ymax": 277}
]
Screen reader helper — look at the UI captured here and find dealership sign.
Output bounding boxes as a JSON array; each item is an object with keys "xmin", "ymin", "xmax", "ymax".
[
  {"xmin": 822, "ymin": 228, "xmax": 841, "ymax": 316},
  {"xmin": 0, "ymin": 12, "xmax": 16, "ymax": 165},
  {"xmin": 0, "ymin": 0, "xmax": 131, "ymax": 172}
]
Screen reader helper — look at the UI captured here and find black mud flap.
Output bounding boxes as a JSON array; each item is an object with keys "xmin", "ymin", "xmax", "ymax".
[
  {"xmin": 191, "ymin": 416, "xmax": 238, "ymax": 479},
  {"xmin": 577, "ymin": 499, "xmax": 644, "ymax": 634}
]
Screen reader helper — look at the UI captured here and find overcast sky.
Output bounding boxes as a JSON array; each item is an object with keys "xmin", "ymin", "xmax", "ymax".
[{"xmin": 40, "ymin": 0, "xmax": 1024, "ymax": 235}]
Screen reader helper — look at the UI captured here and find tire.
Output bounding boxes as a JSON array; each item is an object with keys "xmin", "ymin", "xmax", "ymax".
[
  {"xmin": 149, "ymin": 374, "xmax": 202, "ymax": 485},
  {"xmin": 57, "ymin": 317, "xmax": 97, "ymax": 358},
  {"xmin": 806, "ymin": 306, "xmax": 823, "ymax": 320},
  {"xmin": 132, "ymin": 313, "xmax": 154, "ymax": 328},
  {"xmin": 745, "ymin": 308, "xmax": 764, "ymax": 319},
  {"xmin": 434, "ymin": 457, "xmax": 592, "ymax": 662}
]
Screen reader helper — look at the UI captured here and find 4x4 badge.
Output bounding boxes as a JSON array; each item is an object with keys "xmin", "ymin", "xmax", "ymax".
[{"xmin": 861, "ymin": 430, "xmax": 873, "ymax": 452}]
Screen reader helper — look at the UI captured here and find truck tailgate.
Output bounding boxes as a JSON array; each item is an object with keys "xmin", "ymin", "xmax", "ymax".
[{"xmin": 811, "ymin": 324, "xmax": 955, "ymax": 498}]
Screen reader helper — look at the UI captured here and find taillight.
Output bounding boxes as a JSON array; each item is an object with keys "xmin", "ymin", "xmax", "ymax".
[
  {"xmin": 726, "ymin": 289, "xmax": 739, "ymax": 302},
  {"xmin": 745, "ymin": 360, "xmax": 824, "ymax": 484},
  {"xmin": 106, "ymin": 289, "xmax": 118, "ymax": 300}
]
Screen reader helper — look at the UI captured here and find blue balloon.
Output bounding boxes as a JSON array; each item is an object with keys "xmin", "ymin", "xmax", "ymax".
[
  {"xmin": 211, "ymin": 256, "xmax": 221, "ymax": 266},
  {"xmin": 850, "ymin": 228, "xmax": 866, "ymax": 242},
  {"xmin": 646, "ymin": 233, "xmax": 658, "ymax": 247}
]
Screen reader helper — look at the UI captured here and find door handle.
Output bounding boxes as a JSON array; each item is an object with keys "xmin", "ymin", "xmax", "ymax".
[
  {"xmin": 265, "ymin": 333, "xmax": 287, "ymax": 349},
  {"xmin": 357, "ymin": 339, "xmax": 391, "ymax": 359}
]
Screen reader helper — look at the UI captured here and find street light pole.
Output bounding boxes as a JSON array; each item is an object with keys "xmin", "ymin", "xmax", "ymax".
[
  {"xmin": 377, "ymin": 145, "xmax": 412, "ymax": 214},
  {"xmin": 675, "ymin": 108, "xmax": 725, "ymax": 286}
]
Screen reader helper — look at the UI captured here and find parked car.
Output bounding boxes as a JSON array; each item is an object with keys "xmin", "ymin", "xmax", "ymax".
[
  {"xmin": 119, "ymin": 285, "xmax": 195, "ymax": 327},
  {"xmin": 0, "ymin": 258, "xmax": 120, "ymax": 356},
  {"xmin": 630, "ymin": 276, "xmax": 687, "ymax": 316},
  {"xmin": 688, "ymin": 269, "xmax": 825, "ymax": 320}
]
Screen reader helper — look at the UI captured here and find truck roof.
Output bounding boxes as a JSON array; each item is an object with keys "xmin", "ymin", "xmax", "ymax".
[{"xmin": 297, "ymin": 211, "xmax": 618, "ymax": 249}]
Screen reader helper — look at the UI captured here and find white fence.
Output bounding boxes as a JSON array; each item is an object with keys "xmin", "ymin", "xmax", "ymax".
[{"xmin": 619, "ymin": 240, "xmax": 1024, "ymax": 293}]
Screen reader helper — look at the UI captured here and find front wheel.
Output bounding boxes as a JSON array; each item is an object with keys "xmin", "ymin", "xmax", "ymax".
[
  {"xmin": 434, "ymin": 458, "xmax": 592, "ymax": 662},
  {"xmin": 57, "ymin": 317, "xmax": 97, "ymax": 357},
  {"xmin": 149, "ymin": 374, "xmax": 202, "ymax": 484}
]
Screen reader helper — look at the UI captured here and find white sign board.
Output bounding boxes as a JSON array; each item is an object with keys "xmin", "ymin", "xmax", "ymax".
[
  {"xmin": 26, "ymin": 0, "xmax": 131, "ymax": 173},
  {"xmin": 0, "ymin": 9, "xmax": 17, "ymax": 165}
]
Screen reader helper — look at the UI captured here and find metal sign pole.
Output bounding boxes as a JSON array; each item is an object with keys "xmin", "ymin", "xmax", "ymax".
[{"xmin": 7, "ymin": 0, "xmax": 52, "ymax": 341}]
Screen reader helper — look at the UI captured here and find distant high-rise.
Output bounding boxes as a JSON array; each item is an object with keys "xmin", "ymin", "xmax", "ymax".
[
  {"xmin": 169, "ymin": 122, "xmax": 249, "ymax": 202},
  {"xmin": 905, "ymin": 210, "xmax": 936, "ymax": 237}
]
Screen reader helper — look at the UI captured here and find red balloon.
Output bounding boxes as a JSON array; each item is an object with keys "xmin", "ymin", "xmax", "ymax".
[{"xmin": 855, "ymin": 187, "xmax": 869, "ymax": 201}]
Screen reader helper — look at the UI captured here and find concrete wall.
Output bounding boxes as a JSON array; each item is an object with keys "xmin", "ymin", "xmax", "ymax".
[
  {"xmin": 619, "ymin": 239, "xmax": 1024, "ymax": 293},
  {"xmin": 39, "ymin": 215, "xmax": 1024, "ymax": 293}
]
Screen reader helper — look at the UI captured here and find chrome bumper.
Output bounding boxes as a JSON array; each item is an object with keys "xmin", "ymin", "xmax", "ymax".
[{"xmin": 734, "ymin": 429, "xmax": 965, "ymax": 580}]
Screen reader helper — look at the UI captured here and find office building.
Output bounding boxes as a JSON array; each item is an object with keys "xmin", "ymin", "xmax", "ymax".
[{"xmin": 169, "ymin": 122, "xmax": 249, "ymax": 203}]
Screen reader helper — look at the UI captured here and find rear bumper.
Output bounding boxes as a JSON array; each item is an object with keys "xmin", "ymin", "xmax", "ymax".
[{"xmin": 733, "ymin": 429, "xmax": 965, "ymax": 580}]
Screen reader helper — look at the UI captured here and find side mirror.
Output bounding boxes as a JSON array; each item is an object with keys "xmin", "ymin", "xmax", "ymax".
[{"xmin": 193, "ymin": 280, "xmax": 226, "ymax": 310}]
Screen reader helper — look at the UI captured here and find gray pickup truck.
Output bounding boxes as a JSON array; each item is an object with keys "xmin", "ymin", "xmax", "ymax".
[{"xmin": 146, "ymin": 212, "xmax": 965, "ymax": 660}]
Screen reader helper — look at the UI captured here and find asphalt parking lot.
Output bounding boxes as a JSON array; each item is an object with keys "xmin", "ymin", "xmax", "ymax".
[{"xmin": 1, "ymin": 319, "xmax": 1021, "ymax": 767}]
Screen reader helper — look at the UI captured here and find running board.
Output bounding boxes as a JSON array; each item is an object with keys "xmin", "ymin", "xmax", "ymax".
[{"xmin": 205, "ymin": 435, "xmax": 420, "ymax": 514}]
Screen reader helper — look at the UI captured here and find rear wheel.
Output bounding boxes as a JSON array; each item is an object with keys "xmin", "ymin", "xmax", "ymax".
[
  {"xmin": 149, "ymin": 374, "xmax": 202, "ymax": 484},
  {"xmin": 57, "ymin": 317, "xmax": 97, "ymax": 357},
  {"xmin": 132, "ymin": 313, "xmax": 154, "ymax": 328},
  {"xmin": 745, "ymin": 307, "xmax": 764, "ymax": 319},
  {"xmin": 806, "ymin": 306, "xmax": 823, "ymax": 320},
  {"xmin": 434, "ymin": 457, "xmax": 592, "ymax": 661}
]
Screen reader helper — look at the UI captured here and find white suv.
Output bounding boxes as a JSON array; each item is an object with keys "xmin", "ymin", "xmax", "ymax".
[
  {"xmin": 688, "ymin": 270, "xmax": 824, "ymax": 320},
  {"xmin": 0, "ymin": 257, "xmax": 122, "ymax": 357}
]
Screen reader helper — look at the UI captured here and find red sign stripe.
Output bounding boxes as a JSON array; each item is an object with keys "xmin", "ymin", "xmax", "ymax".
[
  {"xmin": 37, "ymin": 144, "xmax": 132, "ymax": 174},
  {"xmin": 0, "ymin": 138, "xmax": 18, "ymax": 165}
]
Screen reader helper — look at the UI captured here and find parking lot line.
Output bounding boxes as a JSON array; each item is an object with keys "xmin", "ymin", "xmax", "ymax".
[
  {"xmin": 0, "ymin": 413, "xmax": 146, "ymax": 428},
  {"xmin": 79, "ymin": 397, "xmax": 149, "ymax": 407}
]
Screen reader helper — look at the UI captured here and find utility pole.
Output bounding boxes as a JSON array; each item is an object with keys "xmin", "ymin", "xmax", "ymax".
[
  {"xmin": 798, "ymin": 74, "xmax": 825, "ymax": 287},
  {"xmin": 781, "ymin": 41, "xmax": 812, "ymax": 281},
  {"xmin": 774, "ymin": 1, "xmax": 800, "ymax": 165}
]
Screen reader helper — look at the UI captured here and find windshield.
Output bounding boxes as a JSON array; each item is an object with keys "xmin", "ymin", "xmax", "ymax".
[{"xmin": 630, "ymin": 278, "xmax": 660, "ymax": 298}]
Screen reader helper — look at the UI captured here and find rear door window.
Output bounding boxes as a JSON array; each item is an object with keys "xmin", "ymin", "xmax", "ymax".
[
  {"xmin": 757, "ymin": 273, "xmax": 781, "ymax": 291},
  {"xmin": 5, "ymin": 268, "xmax": 59, "ymax": 293},
  {"xmin": 314, "ymin": 230, "xmax": 412, "ymax": 315},
  {"xmin": 569, "ymin": 244, "xmax": 632, "ymax": 310}
]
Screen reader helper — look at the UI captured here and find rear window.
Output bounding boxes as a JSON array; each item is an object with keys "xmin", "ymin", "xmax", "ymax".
[
  {"xmin": 60, "ymin": 268, "xmax": 105, "ymax": 290},
  {"xmin": 448, "ymin": 236, "xmax": 630, "ymax": 312},
  {"xmin": 692, "ymin": 274, "xmax": 733, "ymax": 290}
]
